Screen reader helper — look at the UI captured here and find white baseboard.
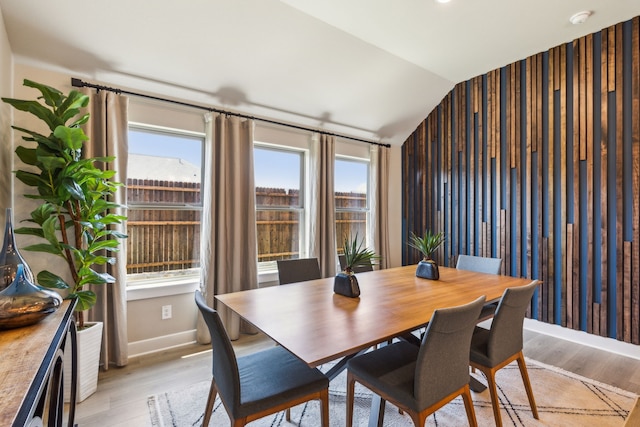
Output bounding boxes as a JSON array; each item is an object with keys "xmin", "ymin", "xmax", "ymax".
[
  {"xmin": 128, "ymin": 329, "xmax": 197, "ymax": 358},
  {"xmin": 524, "ymin": 318, "xmax": 640, "ymax": 361}
]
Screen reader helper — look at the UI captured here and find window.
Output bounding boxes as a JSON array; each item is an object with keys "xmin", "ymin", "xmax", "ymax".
[
  {"xmin": 335, "ymin": 157, "xmax": 370, "ymax": 253},
  {"xmin": 254, "ymin": 144, "xmax": 305, "ymax": 271},
  {"xmin": 126, "ymin": 125, "xmax": 204, "ymax": 286}
]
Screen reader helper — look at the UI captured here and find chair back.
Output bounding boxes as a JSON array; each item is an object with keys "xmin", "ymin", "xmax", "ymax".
[
  {"xmin": 277, "ymin": 258, "xmax": 321, "ymax": 285},
  {"xmin": 338, "ymin": 254, "xmax": 374, "ymax": 273},
  {"xmin": 195, "ymin": 290, "xmax": 241, "ymax": 410},
  {"xmin": 486, "ymin": 281, "xmax": 539, "ymax": 363},
  {"xmin": 414, "ymin": 296, "xmax": 486, "ymax": 407},
  {"xmin": 456, "ymin": 254, "xmax": 502, "ymax": 275}
]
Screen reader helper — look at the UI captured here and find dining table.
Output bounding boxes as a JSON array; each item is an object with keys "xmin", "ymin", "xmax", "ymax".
[{"xmin": 216, "ymin": 264, "xmax": 538, "ymax": 426}]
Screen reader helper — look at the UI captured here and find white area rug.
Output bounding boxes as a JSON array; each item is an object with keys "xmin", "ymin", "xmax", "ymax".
[{"xmin": 148, "ymin": 359, "xmax": 636, "ymax": 426}]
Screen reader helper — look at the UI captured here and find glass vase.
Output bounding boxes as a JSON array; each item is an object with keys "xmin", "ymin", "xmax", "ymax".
[
  {"xmin": 0, "ymin": 207, "xmax": 35, "ymax": 291},
  {"xmin": 0, "ymin": 263, "xmax": 62, "ymax": 329}
]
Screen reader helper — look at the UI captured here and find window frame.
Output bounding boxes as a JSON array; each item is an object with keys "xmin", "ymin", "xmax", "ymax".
[
  {"xmin": 126, "ymin": 123, "xmax": 206, "ymax": 289},
  {"xmin": 254, "ymin": 142, "xmax": 308, "ymax": 273}
]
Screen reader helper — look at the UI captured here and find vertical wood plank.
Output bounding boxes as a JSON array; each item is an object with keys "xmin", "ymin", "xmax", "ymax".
[
  {"xmin": 632, "ymin": 17, "xmax": 640, "ymax": 345},
  {"xmin": 615, "ymin": 22, "xmax": 624, "ymax": 339}
]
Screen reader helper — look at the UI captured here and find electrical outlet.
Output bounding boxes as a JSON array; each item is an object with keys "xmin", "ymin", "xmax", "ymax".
[{"xmin": 161, "ymin": 305, "xmax": 172, "ymax": 320}]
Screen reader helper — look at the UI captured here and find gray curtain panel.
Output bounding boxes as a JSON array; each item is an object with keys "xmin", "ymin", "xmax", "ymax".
[
  {"xmin": 370, "ymin": 145, "xmax": 390, "ymax": 269},
  {"xmin": 83, "ymin": 89, "xmax": 130, "ymax": 369},
  {"xmin": 198, "ymin": 113, "xmax": 258, "ymax": 342},
  {"xmin": 309, "ymin": 133, "xmax": 336, "ymax": 278}
]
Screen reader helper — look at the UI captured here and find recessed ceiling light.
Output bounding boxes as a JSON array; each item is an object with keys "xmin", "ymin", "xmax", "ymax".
[
  {"xmin": 569, "ymin": 11, "xmax": 592, "ymax": 25},
  {"xmin": 435, "ymin": 0, "xmax": 451, "ymax": 3}
]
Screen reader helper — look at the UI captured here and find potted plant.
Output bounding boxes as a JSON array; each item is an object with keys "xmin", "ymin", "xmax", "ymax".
[
  {"xmin": 2, "ymin": 79, "xmax": 126, "ymax": 401},
  {"xmin": 408, "ymin": 229, "xmax": 445, "ymax": 280},
  {"xmin": 334, "ymin": 233, "xmax": 380, "ymax": 297}
]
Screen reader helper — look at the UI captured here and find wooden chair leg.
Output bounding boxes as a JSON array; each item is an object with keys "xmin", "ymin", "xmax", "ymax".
[
  {"xmin": 461, "ymin": 385, "xmax": 478, "ymax": 427},
  {"xmin": 320, "ymin": 389, "xmax": 330, "ymax": 427},
  {"xmin": 483, "ymin": 367, "xmax": 503, "ymax": 427},
  {"xmin": 516, "ymin": 352, "xmax": 539, "ymax": 419},
  {"xmin": 203, "ymin": 380, "xmax": 217, "ymax": 427},
  {"xmin": 346, "ymin": 372, "xmax": 356, "ymax": 427},
  {"xmin": 285, "ymin": 408, "xmax": 291, "ymax": 421}
]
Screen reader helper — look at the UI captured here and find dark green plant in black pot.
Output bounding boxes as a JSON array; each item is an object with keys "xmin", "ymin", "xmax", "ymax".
[
  {"xmin": 2, "ymin": 79, "xmax": 127, "ymax": 328},
  {"xmin": 408, "ymin": 229, "xmax": 445, "ymax": 280},
  {"xmin": 334, "ymin": 233, "xmax": 380, "ymax": 297}
]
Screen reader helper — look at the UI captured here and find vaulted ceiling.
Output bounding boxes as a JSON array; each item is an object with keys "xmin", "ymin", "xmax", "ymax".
[{"xmin": 1, "ymin": 0, "xmax": 640, "ymax": 145}]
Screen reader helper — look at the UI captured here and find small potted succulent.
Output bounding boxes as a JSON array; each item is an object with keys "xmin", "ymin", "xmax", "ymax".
[
  {"xmin": 334, "ymin": 233, "xmax": 380, "ymax": 297},
  {"xmin": 408, "ymin": 230, "xmax": 445, "ymax": 280}
]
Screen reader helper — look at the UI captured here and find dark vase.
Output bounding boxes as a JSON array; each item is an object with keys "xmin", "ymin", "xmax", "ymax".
[
  {"xmin": 416, "ymin": 260, "xmax": 439, "ymax": 280},
  {"xmin": 0, "ymin": 263, "xmax": 62, "ymax": 329},
  {"xmin": 0, "ymin": 208, "xmax": 35, "ymax": 291},
  {"xmin": 334, "ymin": 272, "xmax": 361, "ymax": 298}
]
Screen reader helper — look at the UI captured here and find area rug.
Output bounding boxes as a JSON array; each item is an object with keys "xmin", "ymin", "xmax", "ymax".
[{"xmin": 148, "ymin": 359, "xmax": 636, "ymax": 426}]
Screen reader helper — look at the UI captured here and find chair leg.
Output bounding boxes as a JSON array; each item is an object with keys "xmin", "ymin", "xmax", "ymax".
[
  {"xmin": 346, "ymin": 372, "xmax": 356, "ymax": 427},
  {"xmin": 482, "ymin": 367, "xmax": 503, "ymax": 427},
  {"xmin": 461, "ymin": 384, "xmax": 478, "ymax": 427},
  {"xmin": 203, "ymin": 380, "xmax": 217, "ymax": 427},
  {"xmin": 285, "ymin": 408, "xmax": 291, "ymax": 421},
  {"xmin": 515, "ymin": 352, "xmax": 539, "ymax": 419},
  {"xmin": 319, "ymin": 389, "xmax": 330, "ymax": 427}
]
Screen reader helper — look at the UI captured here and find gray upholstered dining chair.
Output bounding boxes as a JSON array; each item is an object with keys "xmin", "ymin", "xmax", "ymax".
[
  {"xmin": 345, "ymin": 296, "xmax": 486, "ymax": 427},
  {"xmin": 194, "ymin": 290, "xmax": 329, "ymax": 427},
  {"xmin": 276, "ymin": 258, "xmax": 322, "ymax": 285},
  {"xmin": 456, "ymin": 254, "xmax": 503, "ymax": 320},
  {"xmin": 468, "ymin": 281, "xmax": 539, "ymax": 427},
  {"xmin": 338, "ymin": 254, "xmax": 374, "ymax": 273}
]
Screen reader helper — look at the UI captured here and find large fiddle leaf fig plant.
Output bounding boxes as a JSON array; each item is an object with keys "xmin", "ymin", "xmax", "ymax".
[{"xmin": 2, "ymin": 79, "xmax": 126, "ymax": 328}]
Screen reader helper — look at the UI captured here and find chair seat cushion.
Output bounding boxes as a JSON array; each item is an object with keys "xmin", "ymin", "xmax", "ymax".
[
  {"xmin": 347, "ymin": 341, "xmax": 420, "ymax": 411},
  {"xmin": 234, "ymin": 345, "xmax": 328, "ymax": 418},
  {"xmin": 469, "ymin": 326, "xmax": 494, "ymax": 366}
]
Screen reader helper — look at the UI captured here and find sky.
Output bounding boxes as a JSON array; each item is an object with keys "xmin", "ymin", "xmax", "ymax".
[{"xmin": 129, "ymin": 130, "xmax": 368, "ymax": 193}]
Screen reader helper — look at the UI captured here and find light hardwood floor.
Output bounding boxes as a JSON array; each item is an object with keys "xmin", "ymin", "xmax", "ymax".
[{"xmin": 75, "ymin": 330, "xmax": 640, "ymax": 426}]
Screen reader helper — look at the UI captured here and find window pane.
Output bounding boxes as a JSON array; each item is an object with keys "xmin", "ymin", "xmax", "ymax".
[
  {"xmin": 128, "ymin": 129, "xmax": 203, "ymax": 204},
  {"xmin": 254, "ymin": 146, "xmax": 304, "ymax": 266},
  {"xmin": 335, "ymin": 158, "xmax": 369, "ymax": 251},
  {"xmin": 256, "ymin": 209, "xmax": 302, "ymax": 262},
  {"xmin": 126, "ymin": 208, "xmax": 201, "ymax": 276},
  {"xmin": 126, "ymin": 127, "xmax": 204, "ymax": 283},
  {"xmin": 254, "ymin": 147, "xmax": 301, "ymax": 208}
]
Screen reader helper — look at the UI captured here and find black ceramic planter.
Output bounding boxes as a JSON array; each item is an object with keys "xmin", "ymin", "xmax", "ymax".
[
  {"xmin": 334, "ymin": 273, "xmax": 361, "ymax": 298},
  {"xmin": 416, "ymin": 260, "xmax": 439, "ymax": 280}
]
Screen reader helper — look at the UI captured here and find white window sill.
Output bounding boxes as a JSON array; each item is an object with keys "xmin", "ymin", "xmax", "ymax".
[
  {"xmin": 125, "ymin": 269, "xmax": 279, "ymax": 301},
  {"xmin": 127, "ymin": 278, "xmax": 200, "ymax": 301}
]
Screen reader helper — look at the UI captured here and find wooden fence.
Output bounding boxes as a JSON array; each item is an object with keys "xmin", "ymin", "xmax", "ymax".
[{"xmin": 126, "ymin": 181, "xmax": 367, "ymax": 273}]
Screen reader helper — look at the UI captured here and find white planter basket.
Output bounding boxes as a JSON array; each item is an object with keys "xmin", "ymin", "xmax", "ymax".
[{"xmin": 64, "ymin": 321, "xmax": 103, "ymax": 402}]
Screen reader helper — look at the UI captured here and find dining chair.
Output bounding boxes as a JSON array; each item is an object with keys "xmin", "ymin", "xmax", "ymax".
[
  {"xmin": 338, "ymin": 254, "xmax": 374, "ymax": 273},
  {"xmin": 345, "ymin": 296, "xmax": 486, "ymax": 427},
  {"xmin": 276, "ymin": 258, "xmax": 322, "ymax": 285},
  {"xmin": 456, "ymin": 254, "xmax": 503, "ymax": 321},
  {"xmin": 468, "ymin": 281, "xmax": 539, "ymax": 427},
  {"xmin": 194, "ymin": 290, "xmax": 329, "ymax": 427}
]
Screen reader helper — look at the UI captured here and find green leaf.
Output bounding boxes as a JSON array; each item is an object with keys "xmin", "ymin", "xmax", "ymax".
[
  {"xmin": 61, "ymin": 178, "xmax": 85, "ymax": 201},
  {"xmin": 21, "ymin": 243, "xmax": 63, "ymax": 255},
  {"xmin": 41, "ymin": 215, "xmax": 61, "ymax": 248},
  {"xmin": 39, "ymin": 155, "xmax": 67, "ymax": 171},
  {"xmin": 14, "ymin": 226, "xmax": 44, "ymax": 238},
  {"xmin": 2, "ymin": 98, "xmax": 59, "ymax": 130},
  {"xmin": 23, "ymin": 79, "xmax": 64, "ymax": 108},
  {"xmin": 53, "ymin": 125, "xmax": 87, "ymax": 150},
  {"xmin": 72, "ymin": 290, "xmax": 97, "ymax": 312},
  {"xmin": 15, "ymin": 146, "xmax": 38, "ymax": 166},
  {"xmin": 37, "ymin": 270, "xmax": 70, "ymax": 289},
  {"xmin": 15, "ymin": 170, "xmax": 43, "ymax": 187}
]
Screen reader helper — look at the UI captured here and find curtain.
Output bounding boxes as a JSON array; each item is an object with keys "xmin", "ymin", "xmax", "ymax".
[
  {"xmin": 309, "ymin": 133, "xmax": 336, "ymax": 277},
  {"xmin": 83, "ymin": 89, "xmax": 129, "ymax": 369},
  {"xmin": 370, "ymin": 145, "xmax": 390, "ymax": 269},
  {"xmin": 197, "ymin": 113, "xmax": 258, "ymax": 342}
]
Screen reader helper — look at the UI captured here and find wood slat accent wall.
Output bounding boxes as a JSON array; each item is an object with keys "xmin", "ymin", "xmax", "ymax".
[{"xmin": 401, "ymin": 16, "xmax": 640, "ymax": 344}]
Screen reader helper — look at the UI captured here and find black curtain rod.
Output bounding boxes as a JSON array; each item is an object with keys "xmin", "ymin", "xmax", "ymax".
[{"xmin": 71, "ymin": 78, "xmax": 391, "ymax": 148}]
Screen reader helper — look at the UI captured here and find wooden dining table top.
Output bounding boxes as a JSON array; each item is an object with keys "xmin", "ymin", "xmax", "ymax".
[{"xmin": 216, "ymin": 264, "xmax": 538, "ymax": 367}]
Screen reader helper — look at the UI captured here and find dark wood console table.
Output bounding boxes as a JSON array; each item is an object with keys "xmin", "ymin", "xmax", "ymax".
[{"xmin": 0, "ymin": 299, "xmax": 78, "ymax": 426}]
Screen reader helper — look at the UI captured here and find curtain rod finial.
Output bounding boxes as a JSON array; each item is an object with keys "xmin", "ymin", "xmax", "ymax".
[{"xmin": 71, "ymin": 78, "xmax": 83, "ymax": 88}]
